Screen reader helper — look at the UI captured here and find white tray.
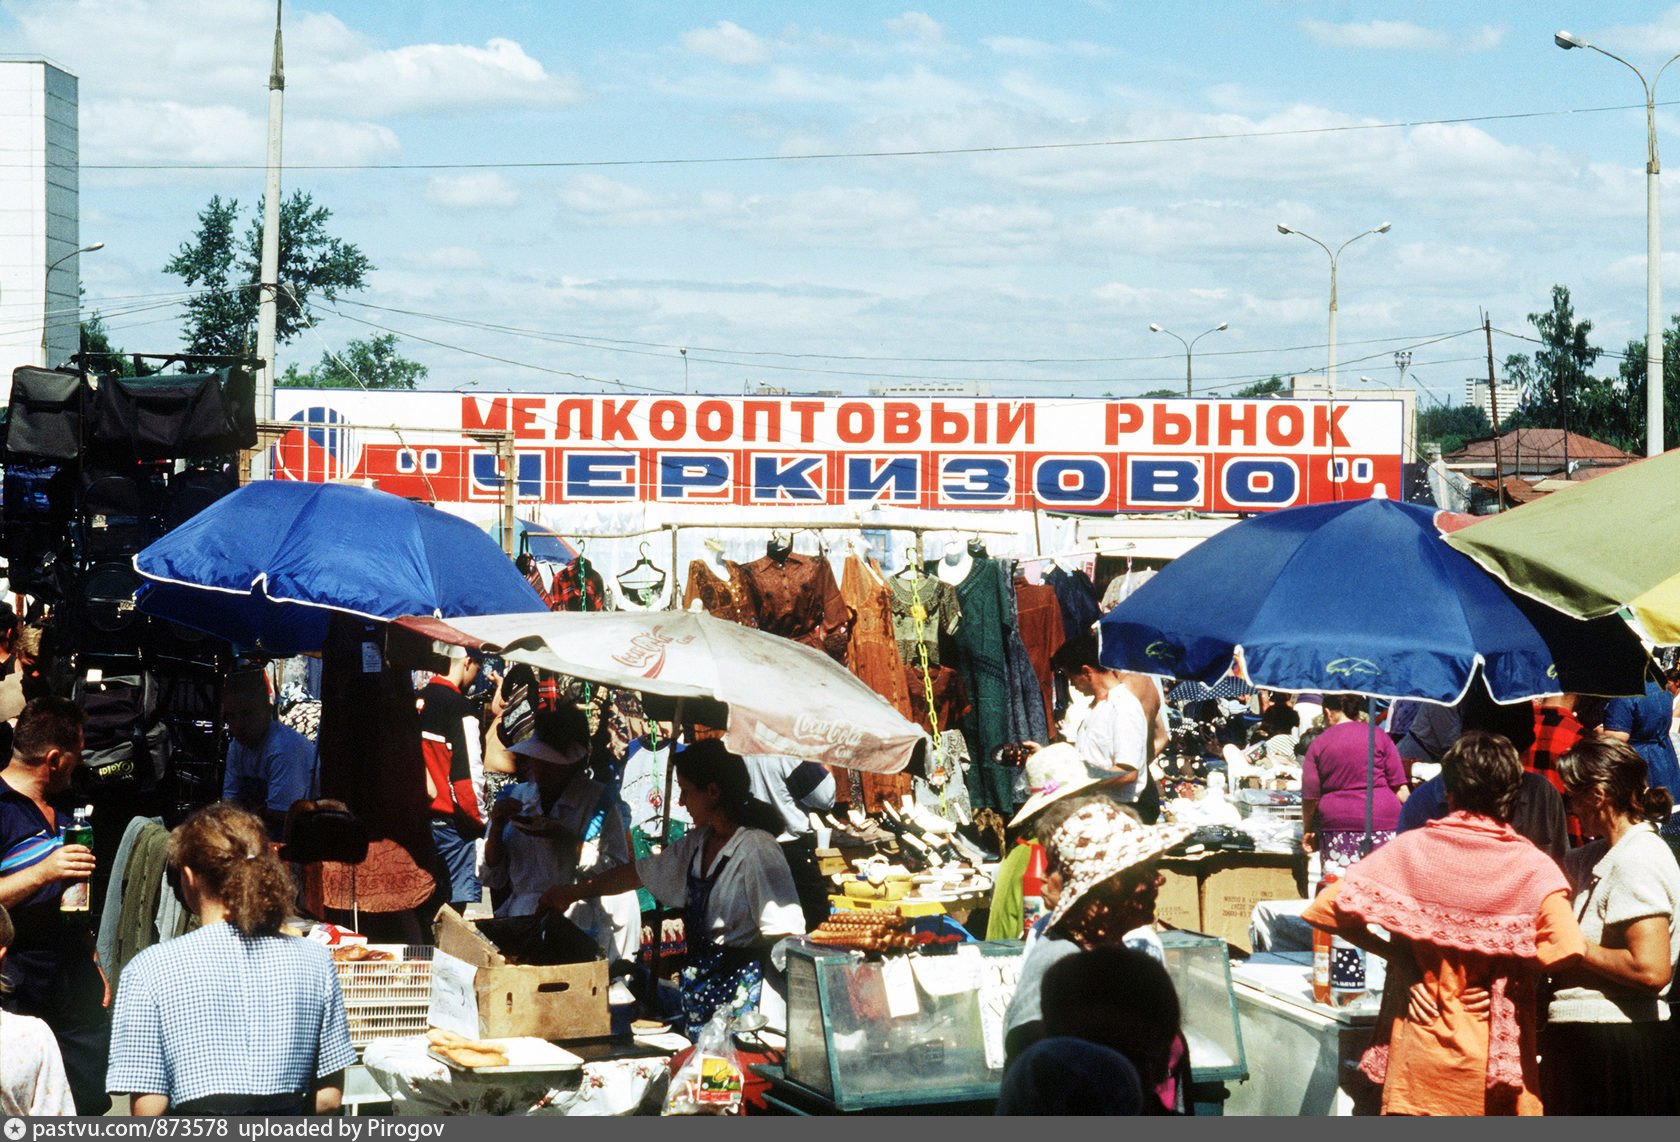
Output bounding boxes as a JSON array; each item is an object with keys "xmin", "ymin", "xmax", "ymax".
[{"xmin": 427, "ymin": 1037, "xmax": 584, "ymax": 1075}]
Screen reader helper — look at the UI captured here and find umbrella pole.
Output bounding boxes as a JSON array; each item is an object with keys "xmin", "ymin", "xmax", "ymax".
[
  {"xmin": 652, "ymin": 698, "xmax": 683, "ymax": 1009},
  {"xmin": 1364, "ymin": 695, "xmax": 1376, "ymax": 856}
]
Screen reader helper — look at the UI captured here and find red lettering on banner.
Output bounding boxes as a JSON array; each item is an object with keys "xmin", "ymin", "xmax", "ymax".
[
  {"xmin": 996, "ymin": 402, "xmax": 1033, "ymax": 445},
  {"xmin": 931, "ymin": 402, "xmax": 968, "ymax": 444},
  {"xmin": 883, "ymin": 402, "xmax": 919, "ymax": 444},
  {"xmin": 1314, "ymin": 404, "xmax": 1351, "ymax": 448},
  {"xmin": 649, "ymin": 400, "xmax": 688, "ymax": 441},
  {"xmin": 1153, "ymin": 404, "xmax": 1193, "ymax": 446},
  {"xmin": 1266, "ymin": 404, "xmax": 1304, "ymax": 446},
  {"xmin": 462, "ymin": 397, "xmax": 507, "ymax": 432},
  {"xmin": 974, "ymin": 402, "xmax": 988, "ymax": 444},
  {"xmin": 1195, "ymin": 403, "xmax": 1209, "ymax": 446},
  {"xmin": 1218, "ymin": 402, "xmax": 1257, "ymax": 446},
  {"xmin": 600, "ymin": 400, "xmax": 638, "ymax": 442},
  {"xmin": 741, "ymin": 401, "xmax": 780, "ymax": 442},
  {"xmin": 511, "ymin": 397, "xmax": 542, "ymax": 439},
  {"xmin": 554, "ymin": 399, "xmax": 593, "ymax": 440},
  {"xmin": 791, "ymin": 401, "xmax": 823, "ymax": 443},
  {"xmin": 837, "ymin": 403, "xmax": 875, "ymax": 444},
  {"xmin": 1106, "ymin": 402, "xmax": 1143, "ymax": 446},
  {"xmin": 696, "ymin": 400, "xmax": 734, "ymax": 442}
]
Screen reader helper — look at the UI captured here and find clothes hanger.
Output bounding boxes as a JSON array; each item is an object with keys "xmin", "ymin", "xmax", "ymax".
[
  {"xmin": 895, "ymin": 543, "xmax": 921, "ymax": 577},
  {"xmin": 966, "ymin": 534, "xmax": 988, "ymax": 558},
  {"xmin": 766, "ymin": 530, "xmax": 793, "ymax": 563},
  {"xmin": 617, "ymin": 542, "xmax": 668, "ymax": 594}
]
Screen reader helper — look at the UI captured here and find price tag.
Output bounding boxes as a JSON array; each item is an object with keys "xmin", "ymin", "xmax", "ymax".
[
  {"xmin": 361, "ymin": 642, "xmax": 382, "ymax": 673},
  {"xmin": 881, "ymin": 956, "xmax": 920, "ymax": 1019}
]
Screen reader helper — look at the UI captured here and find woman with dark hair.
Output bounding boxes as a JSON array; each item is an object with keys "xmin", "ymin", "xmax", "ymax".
[
  {"xmin": 539, "ymin": 740, "xmax": 803, "ymax": 1035},
  {"xmin": 1301, "ymin": 692, "xmax": 1410, "ymax": 878},
  {"xmin": 1041, "ymin": 946, "xmax": 1183, "ymax": 1115},
  {"xmin": 1539, "ymin": 737, "xmax": 1680, "ymax": 1114},
  {"xmin": 105, "ymin": 804, "xmax": 355, "ymax": 1116},
  {"xmin": 1303, "ymin": 731, "xmax": 1586, "ymax": 1115}
]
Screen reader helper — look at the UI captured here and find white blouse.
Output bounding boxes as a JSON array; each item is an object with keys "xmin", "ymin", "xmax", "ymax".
[{"xmin": 635, "ymin": 825, "xmax": 805, "ymax": 947}]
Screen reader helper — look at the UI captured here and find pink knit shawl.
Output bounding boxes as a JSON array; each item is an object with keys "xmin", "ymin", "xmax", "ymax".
[{"xmin": 1336, "ymin": 811, "xmax": 1568, "ymax": 1094}]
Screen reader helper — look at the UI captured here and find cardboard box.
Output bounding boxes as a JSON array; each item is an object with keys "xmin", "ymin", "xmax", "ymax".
[
  {"xmin": 427, "ymin": 908, "xmax": 609, "ymax": 1041},
  {"xmin": 1154, "ymin": 864, "xmax": 1202, "ymax": 932},
  {"xmin": 1156, "ymin": 852, "xmax": 1306, "ymax": 953}
]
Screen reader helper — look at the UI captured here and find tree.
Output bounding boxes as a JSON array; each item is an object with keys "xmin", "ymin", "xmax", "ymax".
[
  {"xmin": 1232, "ymin": 376, "xmax": 1287, "ymax": 398},
  {"xmin": 1416, "ymin": 403, "xmax": 1490, "ymax": 456},
  {"xmin": 1497, "ymin": 285, "xmax": 1630, "ymax": 447},
  {"xmin": 280, "ymin": 333, "xmax": 428, "ymax": 390},
  {"xmin": 164, "ymin": 191, "xmax": 372, "ymax": 357},
  {"xmin": 1139, "ymin": 388, "xmax": 1180, "ymax": 398},
  {"xmin": 1614, "ymin": 312, "xmax": 1680, "ymax": 452}
]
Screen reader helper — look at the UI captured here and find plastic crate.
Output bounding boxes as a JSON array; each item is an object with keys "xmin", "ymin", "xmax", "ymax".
[{"xmin": 334, "ymin": 945, "xmax": 433, "ymax": 1049}]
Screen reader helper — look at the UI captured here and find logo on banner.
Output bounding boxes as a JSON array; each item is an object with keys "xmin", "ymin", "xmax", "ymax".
[
  {"xmin": 612, "ymin": 628, "xmax": 696, "ymax": 677},
  {"xmin": 272, "ymin": 407, "xmax": 360, "ymax": 482}
]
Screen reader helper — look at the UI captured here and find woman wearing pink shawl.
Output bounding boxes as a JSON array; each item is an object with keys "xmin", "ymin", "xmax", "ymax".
[{"xmin": 1303, "ymin": 731, "xmax": 1586, "ymax": 1115}]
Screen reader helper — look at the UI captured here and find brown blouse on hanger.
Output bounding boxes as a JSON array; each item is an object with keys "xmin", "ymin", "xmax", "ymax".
[
  {"xmin": 682, "ymin": 559, "xmax": 754, "ymax": 624},
  {"xmin": 840, "ymin": 553, "xmax": 915, "ymax": 812},
  {"xmin": 739, "ymin": 551, "xmax": 852, "ymax": 661}
]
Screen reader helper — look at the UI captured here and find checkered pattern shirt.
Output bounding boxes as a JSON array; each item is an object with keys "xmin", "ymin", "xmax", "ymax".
[
  {"xmin": 106, "ymin": 923, "xmax": 356, "ymax": 1105},
  {"xmin": 1526, "ymin": 705, "xmax": 1586, "ymax": 844}
]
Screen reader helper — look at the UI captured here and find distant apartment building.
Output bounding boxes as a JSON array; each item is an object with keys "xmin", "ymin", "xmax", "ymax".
[
  {"xmin": 0, "ymin": 59, "xmax": 81, "ymax": 397},
  {"xmin": 1464, "ymin": 374, "xmax": 1521, "ymax": 421}
]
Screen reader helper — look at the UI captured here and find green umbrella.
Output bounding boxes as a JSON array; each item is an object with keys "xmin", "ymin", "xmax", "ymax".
[{"xmin": 1443, "ymin": 449, "xmax": 1680, "ymax": 643}]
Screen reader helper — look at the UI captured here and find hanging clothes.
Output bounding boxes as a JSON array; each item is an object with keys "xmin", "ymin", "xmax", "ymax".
[
  {"xmin": 998, "ymin": 558, "xmax": 1050, "ymax": 754},
  {"xmin": 839, "ymin": 554, "xmax": 915, "ymax": 812},
  {"xmin": 889, "ymin": 575, "xmax": 961, "ymax": 668},
  {"xmin": 1013, "ymin": 577, "xmax": 1064, "ymax": 734},
  {"xmin": 524, "ymin": 561, "xmax": 561, "ymax": 612},
  {"xmin": 1100, "ymin": 567, "xmax": 1156, "ymax": 612},
  {"xmin": 739, "ymin": 552, "xmax": 852, "ymax": 661},
  {"xmin": 553, "ymin": 555, "xmax": 608, "ymax": 612},
  {"xmin": 682, "ymin": 559, "xmax": 754, "ymax": 624},
  {"xmin": 1044, "ymin": 566, "xmax": 1105, "ymax": 640},
  {"xmin": 947, "ymin": 555, "xmax": 1017, "ymax": 812}
]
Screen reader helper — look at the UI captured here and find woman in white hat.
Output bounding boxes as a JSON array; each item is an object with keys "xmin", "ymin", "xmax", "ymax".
[
  {"xmin": 481, "ymin": 706, "xmax": 639, "ymax": 962},
  {"xmin": 1002, "ymin": 801, "xmax": 1190, "ymax": 1109}
]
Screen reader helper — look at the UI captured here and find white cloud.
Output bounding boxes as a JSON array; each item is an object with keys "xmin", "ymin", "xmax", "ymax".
[
  {"xmin": 425, "ymin": 173, "xmax": 523, "ymax": 211},
  {"xmin": 1299, "ymin": 20, "xmax": 1505, "ymax": 52},
  {"xmin": 982, "ymin": 36, "xmax": 1113, "ymax": 59},
  {"xmin": 396, "ymin": 247, "xmax": 491, "ymax": 272},
  {"xmin": 682, "ymin": 20, "xmax": 773, "ymax": 66},
  {"xmin": 885, "ymin": 12, "xmax": 945, "ymax": 45},
  {"xmin": 311, "ymin": 38, "xmax": 588, "ymax": 117}
]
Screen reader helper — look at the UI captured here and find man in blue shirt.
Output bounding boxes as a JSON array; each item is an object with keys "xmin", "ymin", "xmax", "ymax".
[
  {"xmin": 221, "ymin": 672, "xmax": 317, "ymax": 837},
  {"xmin": 0, "ymin": 697, "xmax": 109, "ymax": 1114}
]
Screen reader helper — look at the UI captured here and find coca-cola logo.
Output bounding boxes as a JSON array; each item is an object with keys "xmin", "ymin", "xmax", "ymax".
[
  {"xmin": 611, "ymin": 628, "xmax": 696, "ymax": 677},
  {"xmin": 791, "ymin": 712, "xmax": 865, "ymax": 750}
]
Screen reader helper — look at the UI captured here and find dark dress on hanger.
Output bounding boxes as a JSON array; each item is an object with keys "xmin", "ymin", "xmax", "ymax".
[
  {"xmin": 682, "ymin": 560, "xmax": 754, "ymax": 624},
  {"xmin": 947, "ymin": 556, "xmax": 1015, "ymax": 812},
  {"xmin": 739, "ymin": 552, "xmax": 852, "ymax": 662}
]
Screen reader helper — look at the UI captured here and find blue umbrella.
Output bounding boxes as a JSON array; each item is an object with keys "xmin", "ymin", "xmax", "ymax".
[
  {"xmin": 1099, "ymin": 497, "xmax": 1648, "ymax": 704},
  {"xmin": 134, "ymin": 480, "xmax": 548, "ymax": 655},
  {"xmin": 1167, "ymin": 676, "xmax": 1254, "ymax": 704}
]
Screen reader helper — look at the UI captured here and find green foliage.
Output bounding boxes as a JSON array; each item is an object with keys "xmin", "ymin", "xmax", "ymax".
[
  {"xmin": 1139, "ymin": 388, "xmax": 1180, "ymax": 398},
  {"xmin": 1615, "ymin": 312, "xmax": 1680, "ymax": 451},
  {"xmin": 281, "ymin": 333, "xmax": 428, "ymax": 390},
  {"xmin": 79, "ymin": 309, "xmax": 154, "ymax": 378},
  {"xmin": 1416, "ymin": 403, "xmax": 1490, "ymax": 456},
  {"xmin": 1498, "ymin": 285, "xmax": 1640, "ymax": 453},
  {"xmin": 1231, "ymin": 376, "xmax": 1287, "ymax": 398},
  {"xmin": 164, "ymin": 191, "xmax": 372, "ymax": 357}
]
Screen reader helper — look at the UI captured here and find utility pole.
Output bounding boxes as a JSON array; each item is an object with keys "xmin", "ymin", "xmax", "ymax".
[
  {"xmin": 1485, "ymin": 316, "xmax": 1507, "ymax": 512},
  {"xmin": 254, "ymin": 0, "xmax": 285, "ymax": 481}
]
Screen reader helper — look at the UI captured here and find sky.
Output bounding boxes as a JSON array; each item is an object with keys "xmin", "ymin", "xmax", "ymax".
[{"xmin": 8, "ymin": 0, "xmax": 1680, "ymax": 407}]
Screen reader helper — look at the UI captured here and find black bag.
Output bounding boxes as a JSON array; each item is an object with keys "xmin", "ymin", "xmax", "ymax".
[
  {"xmin": 280, "ymin": 800, "xmax": 368, "ymax": 865},
  {"xmin": 162, "ymin": 466, "xmax": 236, "ymax": 532},
  {"xmin": 6, "ymin": 368, "xmax": 87, "ymax": 462},
  {"xmin": 80, "ymin": 470, "xmax": 163, "ymax": 559},
  {"xmin": 2, "ymin": 459, "xmax": 75, "ymax": 522},
  {"xmin": 71, "ymin": 562, "xmax": 147, "ymax": 656},
  {"xmin": 88, "ymin": 372, "xmax": 243, "ymax": 463},
  {"xmin": 73, "ymin": 665, "xmax": 168, "ymax": 791},
  {"xmin": 2, "ymin": 522, "xmax": 74, "ymax": 602}
]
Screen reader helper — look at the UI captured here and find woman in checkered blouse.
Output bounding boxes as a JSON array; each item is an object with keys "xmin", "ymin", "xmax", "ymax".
[{"xmin": 105, "ymin": 804, "xmax": 356, "ymax": 1115}]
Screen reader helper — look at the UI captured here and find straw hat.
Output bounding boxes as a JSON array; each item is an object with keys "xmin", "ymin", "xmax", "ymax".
[
  {"xmin": 1008, "ymin": 743, "xmax": 1127, "ymax": 830},
  {"xmin": 509, "ymin": 737, "xmax": 588, "ymax": 768},
  {"xmin": 1042, "ymin": 803, "xmax": 1189, "ymax": 934}
]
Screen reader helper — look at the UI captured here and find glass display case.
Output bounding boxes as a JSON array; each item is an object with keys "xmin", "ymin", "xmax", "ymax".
[
  {"xmin": 783, "ymin": 939, "xmax": 1022, "ymax": 1111},
  {"xmin": 1161, "ymin": 929, "xmax": 1248, "ymax": 1085}
]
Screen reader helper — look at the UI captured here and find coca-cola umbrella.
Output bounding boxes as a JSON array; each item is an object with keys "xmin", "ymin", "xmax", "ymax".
[{"xmin": 418, "ymin": 609, "xmax": 927, "ymax": 774}]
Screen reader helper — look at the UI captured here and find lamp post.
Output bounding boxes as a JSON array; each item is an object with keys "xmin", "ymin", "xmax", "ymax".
[
  {"xmin": 1276, "ymin": 221, "xmax": 1390, "ymax": 396},
  {"xmin": 1555, "ymin": 30, "xmax": 1680, "ymax": 457},
  {"xmin": 1147, "ymin": 321, "xmax": 1228, "ymax": 397},
  {"xmin": 41, "ymin": 241, "xmax": 104, "ymax": 367}
]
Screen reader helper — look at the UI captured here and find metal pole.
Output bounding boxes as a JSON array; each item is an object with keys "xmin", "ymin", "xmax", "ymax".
[
  {"xmin": 1364, "ymin": 695, "xmax": 1376, "ymax": 856},
  {"xmin": 1648, "ymin": 94, "xmax": 1665, "ymax": 457},
  {"xmin": 254, "ymin": 0, "xmax": 285, "ymax": 481},
  {"xmin": 1327, "ymin": 257, "xmax": 1339, "ymax": 398},
  {"xmin": 500, "ymin": 433, "xmax": 517, "ymax": 558}
]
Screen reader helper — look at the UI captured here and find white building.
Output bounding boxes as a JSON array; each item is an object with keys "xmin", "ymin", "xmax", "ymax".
[
  {"xmin": 1464, "ymin": 374, "xmax": 1521, "ymax": 421},
  {"xmin": 0, "ymin": 59, "xmax": 80, "ymax": 397}
]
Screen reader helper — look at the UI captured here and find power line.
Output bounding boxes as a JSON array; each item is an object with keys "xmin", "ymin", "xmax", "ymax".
[{"xmin": 77, "ymin": 100, "xmax": 1680, "ymax": 173}]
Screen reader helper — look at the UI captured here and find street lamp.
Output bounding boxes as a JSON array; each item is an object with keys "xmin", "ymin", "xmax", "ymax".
[
  {"xmin": 1276, "ymin": 222, "xmax": 1390, "ymax": 396},
  {"xmin": 1555, "ymin": 30, "xmax": 1680, "ymax": 457},
  {"xmin": 1148, "ymin": 321, "xmax": 1228, "ymax": 397},
  {"xmin": 41, "ymin": 241, "xmax": 104, "ymax": 367}
]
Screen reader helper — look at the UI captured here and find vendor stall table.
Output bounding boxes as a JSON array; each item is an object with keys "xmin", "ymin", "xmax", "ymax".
[
  {"xmin": 1223, "ymin": 953, "xmax": 1380, "ymax": 1116},
  {"xmin": 360, "ymin": 1034, "xmax": 677, "ymax": 1116},
  {"xmin": 750, "ymin": 1062, "xmax": 996, "ymax": 1116}
]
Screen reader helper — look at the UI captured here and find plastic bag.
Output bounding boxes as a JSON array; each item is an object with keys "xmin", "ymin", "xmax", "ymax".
[{"xmin": 663, "ymin": 1005, "xmax": 746, "ymax": 1116}]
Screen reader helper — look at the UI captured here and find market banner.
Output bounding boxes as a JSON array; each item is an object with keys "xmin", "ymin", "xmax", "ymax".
[{"xmin": 271, "ymin": 390, "xmax": 1405, "ymax": 512}]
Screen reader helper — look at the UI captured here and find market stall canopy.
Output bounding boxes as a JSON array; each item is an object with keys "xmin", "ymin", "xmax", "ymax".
[
  {"xmin": 1443, "ymin": 448, "xmax": 1680, "ymax": 643},
  {"xmin": 431, "ymin": 610, "xmax": 927, "ymax": 774},
  {"xmin": 134, "ymin": 480, "xmax": 548, "ymax": 655},
  {"xmin": 479, "ymin": 516, "xmax": 579, "ymax": 565},
  {"xmin": 1097, "ymin": 497, "xmax": 1648, "ymax": 704}
]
